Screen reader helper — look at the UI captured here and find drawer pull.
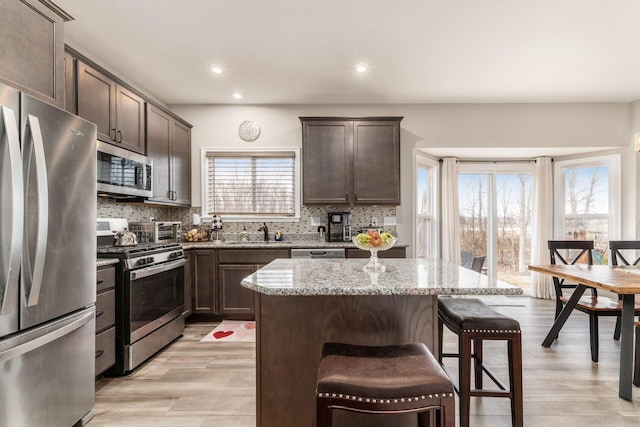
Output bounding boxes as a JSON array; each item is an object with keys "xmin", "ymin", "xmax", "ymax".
[
  {"xmin": 95, "ymin": 350, "xmax": 104, "ymax": 358},
  {"xmin": 95, "ymin": 310, "xmax": 104, "ymax": 318},
  {"xmin": 97, "ymin": 278, "xmax": 104, "ymax": 284}
]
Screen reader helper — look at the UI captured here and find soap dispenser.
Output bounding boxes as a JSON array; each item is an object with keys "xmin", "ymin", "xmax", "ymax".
[{"xmin": 240, "ymin": 226, "xmax": 249, "ymax": 242}]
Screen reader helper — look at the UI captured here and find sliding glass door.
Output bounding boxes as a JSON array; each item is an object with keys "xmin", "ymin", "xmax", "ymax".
[{"xmin": 458, "ymin": 163, "xmax": 533, "ymax": 288}]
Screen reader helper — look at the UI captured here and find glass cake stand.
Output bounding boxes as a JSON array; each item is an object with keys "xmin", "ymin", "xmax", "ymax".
[{"xmin": 352, "ymin": 237, "xmax": 397, "ymax": 272}]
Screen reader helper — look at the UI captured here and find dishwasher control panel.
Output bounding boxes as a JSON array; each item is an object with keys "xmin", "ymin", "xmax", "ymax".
[{"xmin": 290, "ymin": 248, "xmax": 345, "ymax": 259}]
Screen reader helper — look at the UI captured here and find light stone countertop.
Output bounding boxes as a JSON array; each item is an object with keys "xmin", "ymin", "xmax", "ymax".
[
  {"xmin": 97, "ymin": 258, "xmax": 119, "ymax": 267},
  {"xmin": 241, "ymin": 258, "xmax": 523, "ymax": 296},
  {"xmin": 181, "ymin": 240, "xmax": 408, "ymax": 250}
]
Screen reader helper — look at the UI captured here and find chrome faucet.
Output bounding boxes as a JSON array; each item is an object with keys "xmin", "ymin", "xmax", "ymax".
[{"xmin": 258, "ymin": 223, "xmax": 269, "ymax": 241}]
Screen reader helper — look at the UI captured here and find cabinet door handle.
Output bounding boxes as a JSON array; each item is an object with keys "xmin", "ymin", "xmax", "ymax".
[
  {"xmin": 111, "ymin": 128, "xmax": 117, "ymax": 141},
  {"xmin": 116, "ymin": 130, "xmax": 123, "ymax": 143},
  {"xmin": 95, "ymin": 350, "xmax": 104, "ymax": 358},
  {"xmin": 95, "ymin": 310, "xmax": 104, "ymax": 318}
]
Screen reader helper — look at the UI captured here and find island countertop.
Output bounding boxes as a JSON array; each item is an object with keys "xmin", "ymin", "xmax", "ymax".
[{"xmin": 241, "ymin": 258, "xmax": 523, "ymax": 296}]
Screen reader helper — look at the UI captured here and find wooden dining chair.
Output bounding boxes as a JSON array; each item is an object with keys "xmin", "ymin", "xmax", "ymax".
[
  {"xmin": 471, "ymin": 256, "xmax": 486, "ymax": 273},
  {"xmin": 608, "ymin": 241, "xmax": 640, "ymax": 363},
  {"xmin": 548, "ymin": 240, "xmax": 628, "ymax": 362}
]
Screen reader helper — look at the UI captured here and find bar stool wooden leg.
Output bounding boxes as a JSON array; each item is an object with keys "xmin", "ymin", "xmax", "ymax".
[
  {"xmin": 438, "ymin": 317, "xmax": 444, "ymax": 363},
  {"xmin": 509, "ymin": 334, "xmax": 524, "ymax": 427},
  {"xmin": 460, "ymin": 332, "xmax": 472, "ymax": 427},
  {"xmin": 473, "ymin": 338, "xmax": 483, "ymax": 389},
  {"xmin": 317, "ymin": 397, "xmax": 332, "ymax": 427},
  {"xmin": 417, "ymin": 411, "xmax": 432, "ymax": 427}
]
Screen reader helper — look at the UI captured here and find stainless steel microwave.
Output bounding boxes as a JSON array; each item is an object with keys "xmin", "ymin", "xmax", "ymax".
[{"xmin": 97, "ymin": 141, "xmax": 153, "ymax": 198}]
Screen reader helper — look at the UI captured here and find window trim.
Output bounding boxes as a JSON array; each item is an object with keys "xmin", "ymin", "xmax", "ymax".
[
  {"xmin": 413, "ymin": 151, "xmax": 439, "ymax": 259},
  {"xmin": 200, "ymin": 147, "xmax": 301, "ymax": 222},
  {"xmin": 553, "ymin": 154, "xmax": 621, "ymax": 241}
]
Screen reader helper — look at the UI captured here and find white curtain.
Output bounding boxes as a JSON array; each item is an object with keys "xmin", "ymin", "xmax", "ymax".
[
  {"xmin": 441, "ymin": 158, "xmax": 460, "ymax": 264},
  {"xmin": 530, "ymin": 156, "xmax": 554, "ymax": 299}
]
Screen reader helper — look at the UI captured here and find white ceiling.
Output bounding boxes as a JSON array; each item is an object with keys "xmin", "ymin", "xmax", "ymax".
[{"xmin": 57, "ymin": 0, "xmax": 640, "ymax": 106}]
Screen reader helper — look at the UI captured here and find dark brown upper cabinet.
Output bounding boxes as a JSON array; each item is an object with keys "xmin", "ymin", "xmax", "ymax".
[
  {"xmin": 300, "ymin": 117, "xmax": 402, "ymax": 205},
  {"xmin": 77, "ymin": 61, "xmax": 145, "ymax": 154},
  {"xmin": 146, "ymin": 103, "xmax": 192, "ymax": 206},
  {"xmin": 0, "ymin": 0, "xmax": 71, "ymax": 107}
]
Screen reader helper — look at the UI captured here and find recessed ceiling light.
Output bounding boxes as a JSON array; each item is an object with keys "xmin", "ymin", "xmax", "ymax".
[
  {"xmin": 211, "ymin": 67, "xmax": 223, "ymax": 74},
  {"xmin": 356, "ymin": 65, "xmax": 367, "ymax": 73},
  {"xmin": 233, "ymin": 93, "xmax": 243, "ymax": 99}
]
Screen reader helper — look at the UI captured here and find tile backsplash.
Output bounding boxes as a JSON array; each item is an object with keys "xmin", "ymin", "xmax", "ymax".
[{"xmin": 97, "ymin": 197, "xmax": 397, "ymax": 241}]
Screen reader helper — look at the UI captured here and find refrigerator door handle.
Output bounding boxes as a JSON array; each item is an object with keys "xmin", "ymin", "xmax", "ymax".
[
  {"xmin": 22, "ymin": 114, "xmax": 49, "ymax": 307},
  {"xmin": 0, "ymin": 106, "xmax": 24, "ymax": 315},
  {"xmin": 0, "ymin": 308, "xmax": 94, "ymax": 363}
]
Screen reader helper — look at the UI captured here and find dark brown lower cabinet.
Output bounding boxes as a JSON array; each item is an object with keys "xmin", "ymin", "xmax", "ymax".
[
  {"xmin": 345, "ymin": 247, "xmax": 406, "ymax": 258},
  {"xmin": 217, "ymin": 249, "xmax": 289, "ymax": 320},
  {"xmin": 218, "ymin": 264, "xmax": 257, "ymax": 319},
  {"xmin": 192, "ymin": 250, "xmax": 217, "ymax": 314},
  {"xmin": 95, "ymin": 265, "xmax": 116, "ymax": 376},
  {"xmin": 189, "ymin": 247, "xmax": 404, "ymax": 321}
]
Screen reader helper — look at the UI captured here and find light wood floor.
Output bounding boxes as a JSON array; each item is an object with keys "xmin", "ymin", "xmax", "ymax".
[{"xmin": 87, "ymin": 297, "xmax": 640, "ymax": 427}]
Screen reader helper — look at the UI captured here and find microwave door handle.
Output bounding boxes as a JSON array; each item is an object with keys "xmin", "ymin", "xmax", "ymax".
[
  {"xmin": 0, "ymin": 106, "xmax": 24, "ymax": 315},
  {"xmin": 134, "ymin": 166, "xmax": 141, "ymax": 186},
  {"xmin": 22, "ymin": 114, "xmax": 48, "ymax": 307}
]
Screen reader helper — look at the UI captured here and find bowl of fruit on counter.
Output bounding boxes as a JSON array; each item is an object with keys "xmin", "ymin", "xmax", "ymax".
[{"xmin": 352, "ymin": 230, "xmax": 397, "ymax": 272}]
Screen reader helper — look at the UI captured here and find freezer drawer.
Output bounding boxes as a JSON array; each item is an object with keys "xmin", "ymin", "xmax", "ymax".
[{"xmin": 0, "ymin": 307, "xmax": 95, "ymax": 427}]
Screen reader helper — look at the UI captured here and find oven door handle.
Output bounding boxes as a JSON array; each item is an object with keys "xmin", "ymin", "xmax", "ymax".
[{"xmin": 129, "ymin": 258, "xmax": 186, "ymax": 281}]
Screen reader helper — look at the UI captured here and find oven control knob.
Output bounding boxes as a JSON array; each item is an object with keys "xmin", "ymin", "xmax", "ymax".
[
  {"xmin": 169, "ymin": 251, "xmax": 181, "ymax": 259},
  {"xmin": 146, "ymin": 257, "xmax": 154, "ymax": 264},
  {"xmin": 137, "ymin": 258, "xmax": 147, "ymax": 266}
]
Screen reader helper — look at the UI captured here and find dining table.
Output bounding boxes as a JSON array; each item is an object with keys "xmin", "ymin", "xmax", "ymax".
[{"xmin": 528, "ymin": 263, "xmax": 640, "ymax": 401}]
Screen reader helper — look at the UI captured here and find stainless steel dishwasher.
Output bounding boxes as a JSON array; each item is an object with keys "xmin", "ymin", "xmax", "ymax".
[{"xmin": 290, "ymin": 248, "xmax": 345, "ymax": 259}]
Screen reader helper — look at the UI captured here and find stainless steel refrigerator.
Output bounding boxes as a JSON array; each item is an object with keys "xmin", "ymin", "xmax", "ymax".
[{"xmin": 0, "ymin": 83, "xmax": 97, "ymax": 426}]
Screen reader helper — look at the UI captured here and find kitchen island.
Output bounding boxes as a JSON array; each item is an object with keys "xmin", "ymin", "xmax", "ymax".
[{"xmin": 241, "ymin": 258, "xmax": 522, "ymax": 427}]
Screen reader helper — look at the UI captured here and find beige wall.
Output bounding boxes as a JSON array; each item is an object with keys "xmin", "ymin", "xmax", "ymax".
[{"xmin": 170, "ymin": 102, "xmax": 633, "ymax": 253}]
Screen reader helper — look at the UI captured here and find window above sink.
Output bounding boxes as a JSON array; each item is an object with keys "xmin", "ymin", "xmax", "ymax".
[{"xmin": 201, "ymin": 148, "xmax": 301, "ymax": 222}]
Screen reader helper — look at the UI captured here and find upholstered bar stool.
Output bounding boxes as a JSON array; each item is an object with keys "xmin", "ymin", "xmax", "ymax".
[
  {"xmin": 438, "ymin": 298, "xmax": 523, "ymax": 427},
  {"xmin": 316, "ymin": 342, "xmax": 455, "ymax": 427}
]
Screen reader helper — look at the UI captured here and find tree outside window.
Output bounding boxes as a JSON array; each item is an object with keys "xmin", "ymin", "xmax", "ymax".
[{"xmin": 554, "ymin": 155, "xmax": 621, "ymax": 265}]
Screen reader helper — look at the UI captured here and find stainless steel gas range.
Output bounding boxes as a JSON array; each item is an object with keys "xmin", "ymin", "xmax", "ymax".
[{"xmin": 97, "ymin": 219, "xmax": 186, "ymax": 375}]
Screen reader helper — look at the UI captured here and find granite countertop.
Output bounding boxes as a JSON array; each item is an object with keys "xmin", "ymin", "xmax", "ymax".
[
  {"xmin": 181, "ymin": 240, "xmax": 408, "ymax": 250},
  {"xmin": 241, "ymin": 258, "xmax": 523, "ymax": 296},
  {"xmin": 97, "ymin": 258, "xmax": 119, "ymax": 267}
]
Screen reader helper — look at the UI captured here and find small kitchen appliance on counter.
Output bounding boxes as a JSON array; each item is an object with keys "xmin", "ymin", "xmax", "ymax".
[
  {"xmin": 128, "ymin": 221, "xmax": 182, "ymax": 244},
  {"xmin": 327, "ymin": 212, "xmax": 352, "ymax": 242},
  {"xmin": 97, "ymin": 218, "xmax": 186, "ymax": 375}
]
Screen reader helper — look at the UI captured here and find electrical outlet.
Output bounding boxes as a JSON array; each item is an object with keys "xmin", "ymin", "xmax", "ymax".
[
  {"xmin": 384, "ymin": 216, "xmax": 397, "ymax": 226},
  {"xmin": 149, "ymin": 217, "xmax": 155, "ymax": 222},
  {"xmin": 310, "ymin": 216, "xmax": 321, "ymax": 226},
  {"xmin": 371, "ymin": 217, "xmax": 378, "ymax": 226}
]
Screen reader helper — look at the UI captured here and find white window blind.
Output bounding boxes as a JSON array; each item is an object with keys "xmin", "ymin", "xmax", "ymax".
[{"xmin": 205, "ymin": 151, "xmax": 296, "ymax": 217}]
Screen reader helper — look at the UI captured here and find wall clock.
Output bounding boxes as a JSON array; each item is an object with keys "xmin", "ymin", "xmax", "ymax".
[{"xmin": 238, "ymin": 120, "xmax": 261, "ymax": 142}]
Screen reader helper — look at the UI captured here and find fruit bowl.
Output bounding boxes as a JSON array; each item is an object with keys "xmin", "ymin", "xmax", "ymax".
[{"xmin": 352, "ymin": 231, "xmax": 397, "ymax": 272}]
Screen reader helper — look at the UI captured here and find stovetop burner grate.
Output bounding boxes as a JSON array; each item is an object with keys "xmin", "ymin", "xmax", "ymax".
[{"xmin": 97, "ymin": 243, "xmax": 180, "ymax": 256}]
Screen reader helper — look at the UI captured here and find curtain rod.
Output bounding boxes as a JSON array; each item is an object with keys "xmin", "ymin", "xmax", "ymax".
[{"xmin": 438, "ymin": 158, "xmax": 552, "ymax": 164}]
